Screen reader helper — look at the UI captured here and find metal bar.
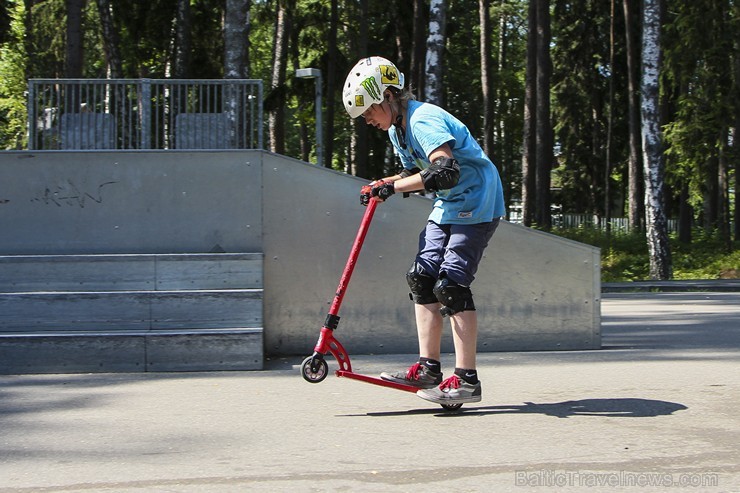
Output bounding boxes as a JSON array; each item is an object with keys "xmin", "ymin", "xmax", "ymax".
[
  {"xmin": 27, "ymin": 81, "xmax": 36, "ymax": 150},
  {"xmin": 257, "ymin": 81, "xmax": 263, "ymax": 150},
  {"xmin": 140, "ymin": 79, "xmax": 151, "ymax": 149},
  {"xmin": 155, "ymin": 82, "xmax": 160, "ymax": 149}
]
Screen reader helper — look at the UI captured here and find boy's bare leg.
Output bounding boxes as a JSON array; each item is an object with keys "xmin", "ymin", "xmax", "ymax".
[
  {"xmin": 451, "ymin": 310, "xmax": 478, "ymax": 369},
  {"xmin": 416, "ymin": 308, "xmax": 483, "ymax": 404},
  {"xmin": 415, "ymin": 303, "xmax": 443, "ymax": 361},
  {"xmin": 379, "ymin": 302, "xmax": 444, "ymax": 388}
]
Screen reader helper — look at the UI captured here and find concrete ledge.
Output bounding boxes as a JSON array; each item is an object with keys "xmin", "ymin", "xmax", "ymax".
[
  {"xmin": 146, "ymin": 329, "xmax": 263, "ymax": 372},
  {"xmin": 0, "ymin": 289, "xmax": 263, "ymax": 331},
  {"xmin": 603, "ymin": 279, "xmax": 740, "ymax": 293},
  {"xmin": 0, "ymin": 328, "xmax": 263, "ymax": 374},
  {"xmin": 0, "ymin": 253, "xmax": 263, "ymax": 292}
]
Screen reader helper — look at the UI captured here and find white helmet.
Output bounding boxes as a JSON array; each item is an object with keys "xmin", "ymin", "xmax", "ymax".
[{"xmin": 342, "ymin": 56, "xmax": 405, "ymax": 118}]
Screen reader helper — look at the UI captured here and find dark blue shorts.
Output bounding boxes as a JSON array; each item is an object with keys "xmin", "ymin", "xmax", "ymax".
[{"xmin": 415, "ymin": 219, "xmax": 500, "ymax": 287}]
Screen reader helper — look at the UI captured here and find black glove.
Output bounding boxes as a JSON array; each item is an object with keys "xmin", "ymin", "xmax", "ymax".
[
  {"xmin": 360, "ymin": 184, "xmax": 373, "ymax": 206},
  {"xmin": 371, "ymin": 180, "xmax": 395, "ymax": 201},
  {"xmin": 360, "ymin": 180, "xmax": 395, "ymax": 206}
]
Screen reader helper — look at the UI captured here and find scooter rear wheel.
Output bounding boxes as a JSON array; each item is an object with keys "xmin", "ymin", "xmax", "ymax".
[{"xmin": 301, "ymin": 355, "xmax": 329, "ymax": 383}]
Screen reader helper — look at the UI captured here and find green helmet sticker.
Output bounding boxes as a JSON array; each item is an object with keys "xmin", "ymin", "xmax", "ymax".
[{"xmin": 360, "ymin": 76, "xmax": 381, "ymax": 101}]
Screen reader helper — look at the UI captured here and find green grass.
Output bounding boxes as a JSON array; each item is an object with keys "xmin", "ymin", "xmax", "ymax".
[{"xmin": 552, "ymin": 226, "xmax": 740, "ymax": 282}]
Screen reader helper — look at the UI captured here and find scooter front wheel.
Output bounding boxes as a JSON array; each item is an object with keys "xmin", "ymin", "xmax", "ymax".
[{"xmin": 301, "ymin": 355, "xmax": 329, "ymax": 383}]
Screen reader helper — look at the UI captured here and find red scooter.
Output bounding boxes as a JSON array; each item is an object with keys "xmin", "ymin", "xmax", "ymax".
[{"xmin": 300, "ymin": 198, "xmax": 463, "ymax": 411}]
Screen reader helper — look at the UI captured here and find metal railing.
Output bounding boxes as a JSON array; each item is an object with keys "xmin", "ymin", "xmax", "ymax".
[
  {"xmin": 508, "ymin": 207, "xmax": 680, "ymax": 233},
  {"xmin": 28, "ymin": 78, "xmax": 263, "ymax": 150}
]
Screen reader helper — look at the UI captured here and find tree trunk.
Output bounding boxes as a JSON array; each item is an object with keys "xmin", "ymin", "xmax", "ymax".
[
  {"xmin": 735, "ymin": 126, "xmax": 739, "ymax": 242},
  {"xmin": 703, "ymin": 156, "xmax": 718, "ymax": 230},
  {"xmin": 604, "ymin": 0, "xmax": 615, "ymax": 233},
  {"xmin": 425, "ymin": 0, "xmax": 446, "ymax": 106},
  {"xmin": 94, "ymin": 0, "xmax": 125, "ymax": 149},
  {"xmin": 718, "ymin": 129, "xmax": 730, "ymax": 250},
  {"xmin": 623, "ymin": 0, "xmax": 643, "ymax": 230},
  {"xmin": 224, "ymin": 0, "xmax": 250, "ymax": 79},
  {"xmin": 641, "ymin": 0, "xmax": 672, "ymax": 280},
  {"xmin": 390, "ymin": 2, "xmax": 405, "ymax": 72},
  {"xmin": 64, "ymin": 0, "xmax": 85, "ymax": 117},
  {"xmin": 733, "ymin": 20, "xmax": 740, "ymax": 242},
  {"xmin": 350, "ymin": 0, "xmax": 368, "ymax": 178},
  {"xmin": 590, "ymin": 89, "xmax": 603, "ymax": 218},
  {"xmin": 496, "ymin": 0, "xmax": 510, "ymax": 206},
  {"xmin": 95, "ymin": 0, "xmax": 122, "ymax": 77},
  {"xmin": 678, "ymin": 181, "xmax": 692, "ymax": 244},
  {"xmin": 521, "ymin": 0, "xmax": 537, "ymax": 227},
  {"xmin": 324, "ymin": 0, "xmax": 338, "ymax": 168},
  {"xmin": 172, "ymin": 0, "xmax": 191, "ymax": 78},
  {"xmin": 534, "ymin": 0, "xmax": 552, "ymax": 230},
  {"xmin": 224, "ymin": 0, "xmax": 250, "ymax": 149},
  {"xmin": 269, "ymin": 0, "xmax": 290, "ymax": 154},
  {"xmin": 22, "ymin": 0, "xmax": 33, "ymax": 78},
  {"xmin": 479, "ymin": 0, "xmax": 494, "ymax": 157},
  {"xmin": 65, "ymin": 0, "xmax": 84, "ymax": 78},
  {"xmin": 411, "ymin": 0, "xmax": 426, "ymax": 99}
]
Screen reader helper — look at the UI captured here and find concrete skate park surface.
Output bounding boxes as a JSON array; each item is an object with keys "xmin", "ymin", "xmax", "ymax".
[{"xmin": 0, "ymin": 290, "xmax": 738, "ymax": 493}]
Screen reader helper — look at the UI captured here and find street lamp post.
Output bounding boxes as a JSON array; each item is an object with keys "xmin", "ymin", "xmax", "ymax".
[{"xmin": 295, "ymin": 68, "xmax": 323, "ymax": 167}]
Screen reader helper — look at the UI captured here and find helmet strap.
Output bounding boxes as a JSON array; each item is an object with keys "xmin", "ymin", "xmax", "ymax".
[
  {"xmin": 394, "ymin": 114, "xmax": 407, "ymax": 149},
  {"xmin": 385, "ymin": 90, "xmax": 407, "ymax": 149}
]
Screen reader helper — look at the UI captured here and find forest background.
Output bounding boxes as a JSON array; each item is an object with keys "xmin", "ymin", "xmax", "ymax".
[{"xmin": 0, "ymin": 0, "xmax": 738, "ymax": 281}]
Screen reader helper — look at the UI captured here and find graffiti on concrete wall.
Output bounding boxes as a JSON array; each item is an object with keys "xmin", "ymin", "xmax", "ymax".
[{"xmin": 31, "ymin": 180, "xmax": 119, "ymax": 208}]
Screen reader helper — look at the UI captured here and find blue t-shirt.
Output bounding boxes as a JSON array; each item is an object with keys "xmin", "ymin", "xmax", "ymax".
[{"xmin": 389, "ymin": 100, "xmax": 506, "ymax": 224}]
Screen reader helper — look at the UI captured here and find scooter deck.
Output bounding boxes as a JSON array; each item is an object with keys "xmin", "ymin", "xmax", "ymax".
[{"xmin": 335, "ymin": 370, "xmax": 420, "ymax": 393}]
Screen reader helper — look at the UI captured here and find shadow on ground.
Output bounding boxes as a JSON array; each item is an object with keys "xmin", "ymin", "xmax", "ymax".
[{"xmin": 349, "ymin": 398, "xmax": 688, "ymax": 419}]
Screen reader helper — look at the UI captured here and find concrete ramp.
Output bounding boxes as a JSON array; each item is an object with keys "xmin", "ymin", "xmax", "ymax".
[
  {"xmin": 0, "ymin": 150, "xmax": 600, "ymax": 373},
  {"xmin": 260, "ymin": 153, "xmax": 600, "ymax": 355}
]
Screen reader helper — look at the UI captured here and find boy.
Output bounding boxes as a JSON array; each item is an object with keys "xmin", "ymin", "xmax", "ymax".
[{"xmin": 342, "ymin": 56, "xmax": 506, "ymax": 405}]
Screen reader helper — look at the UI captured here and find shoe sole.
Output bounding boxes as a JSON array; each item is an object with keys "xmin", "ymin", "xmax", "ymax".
[
  {"xmin": 379, "ymin": 372, "xmax": 439, "ymax": 389},
  {"xmin": 416, "ymin": 389, "xmax": 482, "ymax": 405}
]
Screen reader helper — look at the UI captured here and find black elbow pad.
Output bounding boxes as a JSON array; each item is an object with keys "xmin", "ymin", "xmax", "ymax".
[{"xmin": 421, "ymin": 157, "xmax": 460, "ymax": 192}]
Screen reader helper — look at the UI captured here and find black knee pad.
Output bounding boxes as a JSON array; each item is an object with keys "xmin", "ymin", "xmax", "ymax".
[
  {"xmin": 432, "ymin": 274, "xmax": 475, "ymax": 316},
  {"xmin": 406, "ymin": 262, "xmax": 438, "ymax": 305}
]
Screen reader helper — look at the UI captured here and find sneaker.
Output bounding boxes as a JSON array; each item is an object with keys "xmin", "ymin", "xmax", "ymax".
[
  {"xmin": 380, "ymin": 362, "xmax": 443, "ymax": 389},
  {"xmin": 416, "ymin": 375, "xmax": 482, "ymax": 404}
]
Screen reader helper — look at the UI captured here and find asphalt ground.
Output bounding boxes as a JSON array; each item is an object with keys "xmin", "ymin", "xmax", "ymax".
[{"xmin": 0, "ymin": 290, "xmax": 738, "ymax": 493}]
